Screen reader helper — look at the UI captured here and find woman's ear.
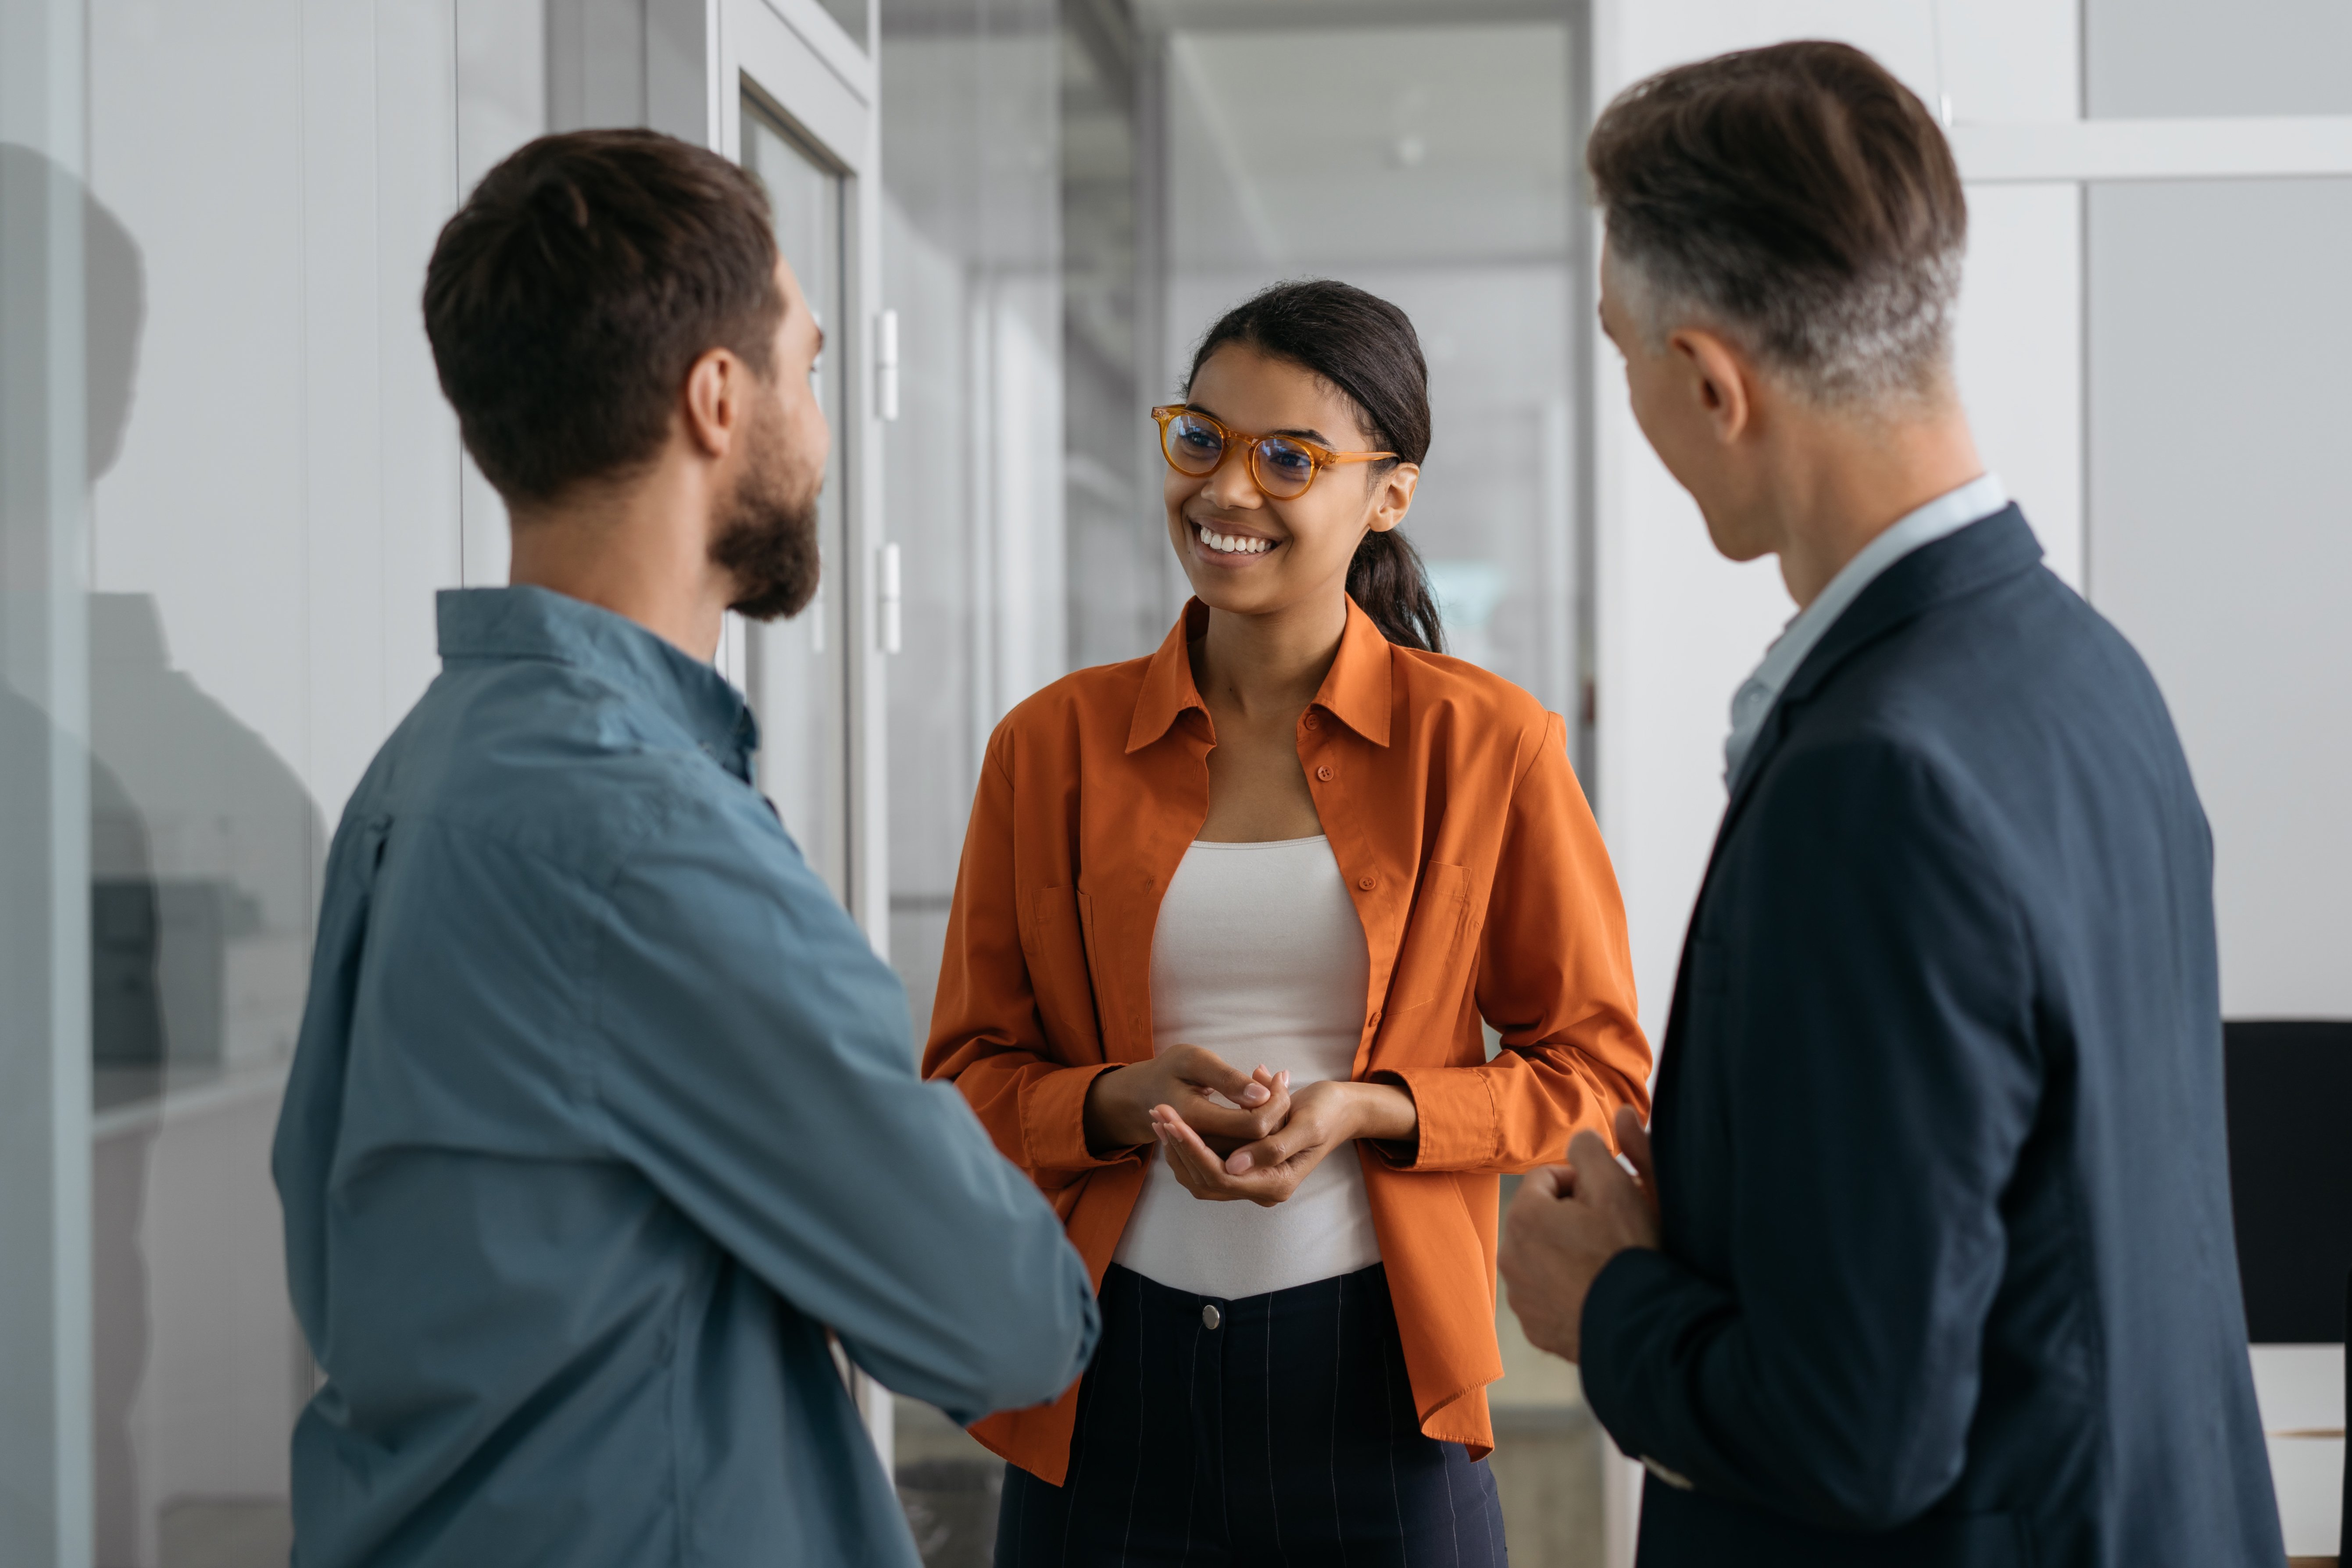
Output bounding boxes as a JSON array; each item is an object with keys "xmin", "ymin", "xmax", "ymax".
[{"xmin": 1365, "ymin": 462, "xmax": 1419, "ymax": 534}]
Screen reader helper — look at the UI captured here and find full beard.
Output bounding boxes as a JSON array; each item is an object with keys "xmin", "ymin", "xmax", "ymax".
[{"xmin": 711, "ymin": 414, "xmax": 822, "ymax": 623}]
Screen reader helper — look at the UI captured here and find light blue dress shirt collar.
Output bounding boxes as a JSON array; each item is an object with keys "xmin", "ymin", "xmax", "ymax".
[{"xmin": 1723, "ymin": 472, "xmax": 2009, "ymax": 786}]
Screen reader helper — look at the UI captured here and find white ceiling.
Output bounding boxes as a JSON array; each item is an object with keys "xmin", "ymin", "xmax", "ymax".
[{"xmin": 1165, "ymin": 21, "xmax": 1573, "ymax": 270}]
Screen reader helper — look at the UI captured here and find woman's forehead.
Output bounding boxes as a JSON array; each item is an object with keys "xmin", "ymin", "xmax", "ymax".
[{"xmin": 1190, "ymin": 343, "xmax": 1364, "ymax": 442}]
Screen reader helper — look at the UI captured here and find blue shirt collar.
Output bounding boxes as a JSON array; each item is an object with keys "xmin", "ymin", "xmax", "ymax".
[{"xmin": 436, "ymin": 587, "xmax": 758, "ymax": 771}]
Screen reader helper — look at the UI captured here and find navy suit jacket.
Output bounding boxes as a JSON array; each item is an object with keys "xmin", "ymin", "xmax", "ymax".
[{"xmin": 1580, "ymin": 510, "xmax": 2284, "ymax": 1567}]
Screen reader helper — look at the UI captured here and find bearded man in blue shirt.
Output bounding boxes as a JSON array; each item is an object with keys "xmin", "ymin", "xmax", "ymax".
[{"xmin": 271, "ymin": 129, "xmax": 1098, "ymax": 1568}]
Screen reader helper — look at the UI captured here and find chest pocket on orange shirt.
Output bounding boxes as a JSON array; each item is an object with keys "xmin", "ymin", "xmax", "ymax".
[
  {"xmin": 1019, "ymin": 884, "xmax": 1106, "ymax": 1061},
  {"xmin": 1384, "ymin": 860, "xmax": 1476, "ymax": 1017}
]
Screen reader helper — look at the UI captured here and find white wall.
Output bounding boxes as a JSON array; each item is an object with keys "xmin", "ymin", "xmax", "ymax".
[{"xmin": 2085, "ymin": 177, "xmax": 2352, "ymax": 1018}]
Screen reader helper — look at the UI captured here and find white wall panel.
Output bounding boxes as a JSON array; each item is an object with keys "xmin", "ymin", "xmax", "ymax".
[
  {"xmin": 2087, "ymin": 178, "xmax": 2352, "ymax": 1019},
  {"xmin": 1952, "ymin": 182, "xmax": 2083, "ymax": 589}
]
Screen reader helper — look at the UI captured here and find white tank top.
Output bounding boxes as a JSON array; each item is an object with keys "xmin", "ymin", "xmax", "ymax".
[{"xmin": 1110, "ymin": 835, "xmax": 1383, "ymax": 1300}]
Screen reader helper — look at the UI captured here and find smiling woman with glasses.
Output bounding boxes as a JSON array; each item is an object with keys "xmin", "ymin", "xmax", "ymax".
[{"xmin": 925, "ymin": 278, "xmax": 1651, "ymax": 1566}]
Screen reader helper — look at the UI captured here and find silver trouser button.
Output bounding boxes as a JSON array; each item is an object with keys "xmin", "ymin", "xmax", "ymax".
[{"xmin": 1201, "ymin": 1303, "xmax": 1222, "ymax": 1330}]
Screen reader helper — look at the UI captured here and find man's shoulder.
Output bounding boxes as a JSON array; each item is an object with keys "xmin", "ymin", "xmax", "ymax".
[
  {"xmin": 1809, "ymin": 559, "xmax": 2173, "ymax": 765},
  {"xmin": 345, "ymin": 660, "xmax": 764, "ymax": 888}
]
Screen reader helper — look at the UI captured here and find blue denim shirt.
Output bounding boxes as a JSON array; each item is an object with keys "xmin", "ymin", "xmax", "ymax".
[{"xmin": 273, "ymin": 587, "xmax": 1097, "ymax": 1568}]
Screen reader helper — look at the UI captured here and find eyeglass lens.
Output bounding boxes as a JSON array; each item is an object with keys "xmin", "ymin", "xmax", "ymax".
[{"xmin": 1162, "ymin": 412, "xmax": 1319, "ymax": 498}]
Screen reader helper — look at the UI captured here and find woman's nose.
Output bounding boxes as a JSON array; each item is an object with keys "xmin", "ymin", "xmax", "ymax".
[{"xmin": 1201, "ymin": 447, "xmax": 1262, "ymax": 509}]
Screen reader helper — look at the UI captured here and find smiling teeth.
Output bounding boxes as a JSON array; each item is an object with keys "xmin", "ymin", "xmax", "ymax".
[{"xmin": 1199, "ymin": 526, "xmax": 1271, "ymax": 555}]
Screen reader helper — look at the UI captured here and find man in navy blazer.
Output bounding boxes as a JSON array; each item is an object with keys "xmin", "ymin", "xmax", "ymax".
[{"xmin": 1499, "ymin": 42, "xmax": 2283, "ymax": 1568}]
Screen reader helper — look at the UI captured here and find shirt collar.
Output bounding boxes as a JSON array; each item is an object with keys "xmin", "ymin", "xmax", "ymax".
[
  {"xmin": 436, "ymin": 586, "xmax": 758, "ymax": 769},
  {"xmin": 1723, "ymin": 472, "xmax": 2008, "ymax": 786},
  {"xmin": 1125, "ymin": 596, "xmax": 1394, "ymax": 755}
]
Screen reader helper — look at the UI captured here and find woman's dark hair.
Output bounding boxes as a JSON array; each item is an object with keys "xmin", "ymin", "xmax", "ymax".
[{"xmin": 1185, "ymin": 280, "xmax": 1444, "ymax": 654}]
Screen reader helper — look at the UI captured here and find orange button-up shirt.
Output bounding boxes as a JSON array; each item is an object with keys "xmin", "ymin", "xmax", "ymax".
[{"xmin": 924, "ymin": 597, "xmax": 1651, "ymax": 1482}]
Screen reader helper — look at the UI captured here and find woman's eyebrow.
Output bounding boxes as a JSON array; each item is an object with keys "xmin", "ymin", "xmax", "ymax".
[{"xmin": 1184, "ymin": 402, "xmax": 1334, "ymax": 446}]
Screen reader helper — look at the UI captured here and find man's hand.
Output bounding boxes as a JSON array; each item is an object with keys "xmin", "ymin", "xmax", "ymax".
[
  {"xmin": 1082, "ymin": 1045, "xmax": 1290, "ymax": 1157},
  {"xmin": 1500, "ymin": 1106, "xmax": 1662, "ymax": 1363},
  {"xmin": 1152, "ymin": 1079, "xmax": 1416, "ymax": 1207}
]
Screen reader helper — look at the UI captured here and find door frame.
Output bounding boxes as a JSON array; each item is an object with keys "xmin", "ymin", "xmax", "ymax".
[{"xmin": 709, "ymin": 0, "xmax": 891, "ymax": 957}]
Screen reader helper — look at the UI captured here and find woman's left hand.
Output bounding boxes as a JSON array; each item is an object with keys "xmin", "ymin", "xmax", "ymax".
[{"xmin": 1154, "ymin": 1079, "xmax": 1417, "ymax": 1207}]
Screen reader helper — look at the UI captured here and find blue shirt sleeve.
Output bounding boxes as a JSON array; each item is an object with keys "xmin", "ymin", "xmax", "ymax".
[{"xmin": 583, "ymin": 782, "xmax": 1100, "ymax": 1424}]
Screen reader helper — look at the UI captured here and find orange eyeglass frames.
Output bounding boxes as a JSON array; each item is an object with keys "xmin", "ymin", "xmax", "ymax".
[{"xmin": 1151, "ymin": 405, "xmax": 1395, "ymax": 500}]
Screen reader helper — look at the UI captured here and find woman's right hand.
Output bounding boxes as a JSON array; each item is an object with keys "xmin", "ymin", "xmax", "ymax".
[{"xmin": 1083, "ymin": 1046, "xmax": 1290, "ymax": 1157}]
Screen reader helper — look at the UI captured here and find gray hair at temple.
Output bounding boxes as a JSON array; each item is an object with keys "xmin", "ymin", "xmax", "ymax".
[{"xmin": 1587, "ymin": 40, "xmax": 1968, "ymax": 411}]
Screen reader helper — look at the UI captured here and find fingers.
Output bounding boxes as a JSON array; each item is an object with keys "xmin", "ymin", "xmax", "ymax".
[
  {"xmin": 1170, "ymin": 1071, "xmax": 1291, "ymax": 1143},
  {"xmin": 1518, "ymin": 1163, "xmax": 1573, "ymax": 1203},
  {"xmin": 1222, "ymin": 1122, "xmax": 1298, "ymax": 1176},
  {"xmin": 1153, "ymin": 1108, "xmax": 1246, "ymax": 1200},
  {"xmin": 1154, "ymin": 1106, "xmax": 1305, "ymax": 1205},
  {"xmin": 1168, "ymin": 1044, "xmax": 1272, "ymax": 1107},
  {"xmin": 1154, "ymin": 1110, "xmax": 1219, "ymax": 1190},
  {"xmin": 1567, "ymin": 1128, "xmax": 1632, "ymax": 1202}
]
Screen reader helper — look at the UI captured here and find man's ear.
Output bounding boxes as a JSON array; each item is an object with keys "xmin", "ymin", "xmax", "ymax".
[
  {"xmin": 680, "ymin": 346, "xmax": 747, "ymax": 461},
  {"xmin": 1668, "ymin": 328, "xmax": 1753, "ymax": 446}
]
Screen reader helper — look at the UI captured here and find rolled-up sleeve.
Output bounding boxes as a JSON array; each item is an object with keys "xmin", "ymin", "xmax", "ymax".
[
  {"xmin": 1375, "ymin": 711, "xmax": 1651, "ymax": 1172},
  {"xmin": 586, "ymin": 786, "xmax": 1099, "ymax": 1424}
]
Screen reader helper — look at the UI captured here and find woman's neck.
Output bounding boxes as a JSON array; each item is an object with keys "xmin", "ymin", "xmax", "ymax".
[{"xmin": 1193, "ymin": 591, "xmax": 1350, "ymax": 719}]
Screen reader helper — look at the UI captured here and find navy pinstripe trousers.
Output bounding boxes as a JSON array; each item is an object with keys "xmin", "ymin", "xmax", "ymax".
[{"xmin": 995, "ymin": 1263, "xmax": 1508, "ymax": 1567}]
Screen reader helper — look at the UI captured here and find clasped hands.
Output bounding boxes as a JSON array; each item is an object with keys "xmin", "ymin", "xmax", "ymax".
[{"xmin": 1081, "ymin": 1044, "xmax": 1417, "ymax": 1207}]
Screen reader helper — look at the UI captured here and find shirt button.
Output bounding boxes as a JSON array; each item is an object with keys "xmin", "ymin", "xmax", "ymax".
[
  {"xmin": 1315, "ymin": 765, "xmax": 1334, "ymax": 782},
  {"xmin": 1358, "ymin": 875, "xmax": 1376, "ymax": 891},
  {"xmin": 1201, "ymin": 1304, "xmax": 1222, "ymax": 1331},
  {"xmin": 1304, "ymin": 713, "xmax": 1320, "ymax": 729}
]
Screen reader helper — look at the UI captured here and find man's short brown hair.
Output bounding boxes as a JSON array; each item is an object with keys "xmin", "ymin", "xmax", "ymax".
[
  {"xmin": 1588, "ymin": 41, "xmax": 1966, "ymax": 407},
  {"xmin": 424, "ymin": 129, "xmax": 783, "ymax": 504}
]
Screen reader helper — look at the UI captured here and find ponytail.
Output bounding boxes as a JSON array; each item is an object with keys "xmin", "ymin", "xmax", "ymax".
[
  {"xmin": 1347, "ymin": 529, "xmax": 1445, "ymax": 654},
  {"xmin": 1185, "ymin": 278, "xmax": 1445, "ymax": 655}
]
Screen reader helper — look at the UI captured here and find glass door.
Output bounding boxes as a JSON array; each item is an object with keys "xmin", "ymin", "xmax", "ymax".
[{"xmin": 740, "ymin": 104, "xmax": 852, "ymax": 902}]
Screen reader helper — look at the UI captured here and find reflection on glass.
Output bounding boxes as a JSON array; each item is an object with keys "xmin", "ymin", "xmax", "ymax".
[
  {"xmin": 741, "ymin": 101, "xmax": 853, "ymax": 903},
  {"xmin": 52, "ymin": 92, "xmax": 318, "ymax": 1561},
  {"xmin": 91, "ymin": 593, "xmax": 323, "ymax": 1109}
]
